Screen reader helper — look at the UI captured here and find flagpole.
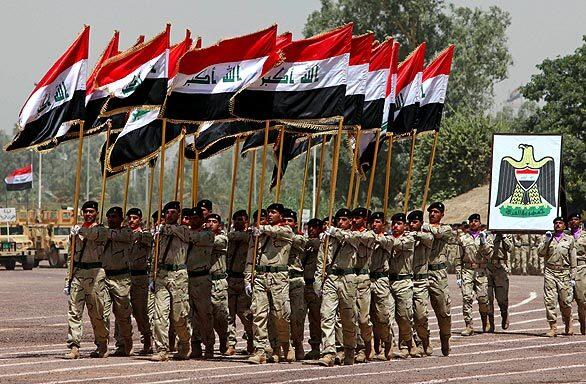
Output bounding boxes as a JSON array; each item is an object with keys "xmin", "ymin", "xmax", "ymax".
[
  {"xmin": 366, "ymin": 129, "xmax": 381, "ymax": 211},
  {"xmin": 315, "ymin": 138, "xmax": 326, "ymax": 216},
  {"xmin": 227, "ymin": 137, "xmax": 241, "ymax": 229},
  {"xmin": 191, "ymin": 150, "xmax": 199, "ymax": 207},
  {"xmin": 67, "ymin": 121, "xmax": 85, "ymax": 288},
  {"xmin": 152, "ymin": 118, "xmax": 167, "ymax": 285},
  {"xmin": 86, "ymin": 140, "xmax": 90, "ymax": 201},
  {"xmin": 353, "ymin": 176, "xmax": 361, "ymax": 209},
  {"xmin": 178, "ymin": 132, "xmax": 186, "ymax": 207},
  {"xmin": 123, "ymin": 168, "xmax": 131, "ymax": 214},
  {"xmin": 312, "ymin": 146, "xmax": 317, "ymax": 217},
  {"xmin": 37, "ymin": 152, "xmax": 42, "ymax": 214},
  {"xmin": 174, "ymin": 137, "xmax": 184, "ymax": 200},
  {"xmin": 347, "ymin": 128, "xmax": 360, "ymax": 207},
  {"xmin": 99, "ymin": 123, "xmax": 112, "ymax": 223},
  {"xmin": 383, "ymin": 133, "xmax": 394, "ymax": 218},
  {"xmin": 247, "ymin": 149, "xmax": 256, "ymax": 217},
  {"xmin": 298, "ymin": 136, "xmax": 312, "ymax": 233},
  {"xmin": 403, "ymin": 129, "xmax": 418, "ymax": 213},
  {"xmin": 147, "ymin": 163, "xmax": 155, "ymax": 227},
  {"xmin": 421, "ymin": 130, "xmax": 439, "ymax": 211},
  {"xmin": 251, "ymin": 121, "xmax": 270, "ymax": 286},
  {"xmin": 274, "ymin": 125, "xmax": 285, "ymax": 203}
]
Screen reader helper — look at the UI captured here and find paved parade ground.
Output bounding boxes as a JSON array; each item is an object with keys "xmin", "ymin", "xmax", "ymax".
[{"xmin": 0, "ymin": 266, "xmax": 584, "ymax": 384}]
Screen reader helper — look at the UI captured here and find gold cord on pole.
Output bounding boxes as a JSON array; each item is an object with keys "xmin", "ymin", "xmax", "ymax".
[
  {"xmin": 147, "ymin": 164, "xmax": 155, "ymax": 227},
  {"xmin": 247, "ymin": 149, "xmax": 256, "ymax": 217},
  {"xmin": 298, "ymin": 136, "xmax": 312, "ymax": 233},
  {"xmin": 347, "ymin": 128, "xmax": 360, "ymax": 206},
  {"xmin": 123, "ymin": 168, "xmax": 130, "ymax": 214},
  {"xmin": 315, "ymin": 138, "xmax": 327, "ymax": 215},
  {"xmin": 67, "ymin": 121, "xmax": 85, "ymax": 287},
  {"xmin": 152, "ymin": 119, "xmax": 167, "ymax": 284},
  {"xmin": 421, "ymin": 130, "xmax": 439, "ymax": 211},
  {"xmin": 365, "ymin": 129, "xmax": 381, "ymax": 211},
  {"xmin": 383, "ymin": 133, "xmax": 394, "ymax": 218},
  {"xmin": 227, "ymin": 137, "xmax": 241, "ymax": 229},
  {"xmin": 403, "ymin": 129, "xmax": 418, "ymax": 213},
  {"xmin": 99, "ymin": 124, "xmax": 112, "ymax": 223},
  {"xmin": 191, "ymin": 150, "xmax": 199, "ymax": 207},
  {"xmin": 274, "ymin": 125, "xmax": 285, "ymax": 203}
]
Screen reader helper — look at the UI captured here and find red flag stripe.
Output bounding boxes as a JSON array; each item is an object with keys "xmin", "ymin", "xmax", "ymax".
[
  {"xmin": 369, "ymin": 38, "xmax": 393, "ymax": 71},
  {"xmin": 277, "ymin": 32, "xmax": 292, "ymax": 49},
  {"xmin": 283, "ymin": 23, "xmax": 352, "ymax": 62},
  {"xmin": 86, "ymin": 31, "xmax": 120, "ymax": 96},
  {"xmin": 423, "ymin": 44, "xmax": 455, "ymax": 81},
  {"xmin": 516, "ymin": 169, "xmax": 539, "ymax": 175},
  {"xmin": 396, "ymin": 42, "xmax": 426, "ymax": 94},
  {"xmin": 350, "ymin": 33, "xmax": 374, "ymax": 66},
  {"xmin": 7, "ymin": 165, "xmax": 32, "ymax": 178},
  {"xmin": 169, "ymin": 30, "xmax": 194, "ymax": 79}
]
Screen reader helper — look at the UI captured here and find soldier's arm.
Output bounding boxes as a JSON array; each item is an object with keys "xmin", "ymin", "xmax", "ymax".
[
  {"xmin": 414, "ymin": 231, "xmax": 434, "ymax": 248},
  {"xmin": 136, "ymin": 230, "xmax": 153, "ymax": 247},
  {"xmin": 570, "ymin": 239, "xmax": 577, "ymax": 279},
  {"xmin": 391, "ymin": 234, "xmax": 415, "ymax": 256},
  {"xmin": 78, "ymin": 226, "xmax": 102, "ymax": 241},
  {"xmin": 314, "ymin": 240, "xmax": 326, "ymax": 291},
  {"xmin": 259, "ymin": 224, "xmax": 294, "ymax": 240},
  {"xmin": 424, "ymin": 223, "xmax": 453, "ymax": 240},
  {"xmin": 162, "ymin": 224, "xmax": 191, "ymax": 242},
  {"xmin": 105, "ymin": 228, "xmax": 133, "ymax": 243},
  {"xmin": 480, "ymin": 233, "xmax": 494, "ymax": 261},
  {"xmin": 228, "ymin": 230, "xmax": 249, "ymax": 242},
  {"xmin": 537, "ymin": 236, "xmax": 550, "ymax": 257},
  {"xmin": 244, "ymin": 237, "xmax": 256, "ymax": 284},
  {"xmin": 375, "ymin": 234, "xmax": 395, "ymax": 253},
  {"xmin": 215, "ymin": 234, "xmax": 228, "ymax": 251},
  {"xmin": 190, "ymin": 230, "xmax": 215, "ymax": 246},
  {"xmin": 500, "ymin": 234, "xmax": 513, "ymax": 253}
]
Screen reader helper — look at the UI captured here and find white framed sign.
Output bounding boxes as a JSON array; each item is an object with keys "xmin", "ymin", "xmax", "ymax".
[
  {"xmin": 0, "ymin": 208, "xmax": 17, "ymax": 223},
  {"xmin": 488, "ymin": 134, "xmax": 562, "ymax": 232}
]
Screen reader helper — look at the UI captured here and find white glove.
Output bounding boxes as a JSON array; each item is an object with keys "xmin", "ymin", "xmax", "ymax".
[
  {"xmin": 456, "ymin": 278, "xmax": 462, "ymax": 287},
  {"xmin": 319, "ymin": 232, "xmax": 326, "ymax": 241},
  {"xmin": 479, "ymin": 232, "xmax": 487, "ymax": 245},
  {"xmin": 149, "ymin": 281, "xmax": 155, "ymax": 293},
  {"xmin": 324, "ymin": 226, "xmax": 336, "ymax": 236},
  {"xmin": 63, "ymin": 285, "xmax": 70, "ymax": 296},
  {"xmin": 316, "ymin": 289, "xmax": 323, "ymax": 298},
  {"xmin": 545, "ymin": 231, "xmax": 553, "ymax": 241},
  {"xmin": 71, "ymin": 225, "xmax": 81, "ymax": 236},
  {"xmin": 245, "ymin": 284, "xmax": 253, "ymax": 297},
  {"xmin": 570, "ymin": 279, "xmax": 576, "ymax": 287}
]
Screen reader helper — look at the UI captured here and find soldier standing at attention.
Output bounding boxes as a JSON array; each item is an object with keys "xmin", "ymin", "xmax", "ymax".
[
  {"xmin": 150, "ymin": 201, "xmax": 192, "ymax": 362},
  {"xmin": 456, "ymin": 213, "xmax": 493, "ymax": 335},
  {"xmin": 302, "ymin": 218, "xmax": 323, "ymax": 360},
  {"xmin": 226, "ymin": 210, "xmax": 254, "ymax": 354},
  {"xmin": 101, "ymin": 207, "xmax": 134, "ymax": 356},
  {"xmin": 538, "ymin": 216, "xmax": 577, "ymax": 337},
  {"xmin": 568, "ymin": 213, "xmax": 585, "ymax": 334},
  {"xmin": 64, "ymin": 201, "xmax": 108, "ymax": 359},
  {"xmin": 422, "ymin": 202, "xmax": 453, "ymax": 356},
  {"xmin": 126, "ymin": 208, "xmax": 154, "ymax": 355},
  {"xmin": 487, "ymin": 232, "xmax": 512, "ymax": 331},
  {"xmin": 246, "ymin": 203, "xmax": 293, "ymax": 364}
]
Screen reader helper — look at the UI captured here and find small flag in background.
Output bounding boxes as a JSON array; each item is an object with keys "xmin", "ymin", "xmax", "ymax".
[{"xmin": 5, "ymin": 165, "xmax": 33, "ymax": 191}]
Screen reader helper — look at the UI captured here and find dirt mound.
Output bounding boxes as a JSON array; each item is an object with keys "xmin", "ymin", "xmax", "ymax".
[{"xmin": 426, "ymin": 184, "xmax": 490, "ymax": 224}]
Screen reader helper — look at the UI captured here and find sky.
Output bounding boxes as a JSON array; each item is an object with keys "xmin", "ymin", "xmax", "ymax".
[{"xmin": 1, "ymin": 0, "xmax": 584, "ymax": 133}]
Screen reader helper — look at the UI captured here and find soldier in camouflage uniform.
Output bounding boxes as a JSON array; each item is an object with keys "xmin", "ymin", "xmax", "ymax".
[
  {"xmin": 456, "ymin": 213, "xmax": 493, "ymax": 335},
  {"xmin": 208, "ymin": 213, "xmax": 230, "ymax": 355},
  {"xmin": 64, "ymin": 201, "xmax": 109, "ymax": 359},
  {"xmin": 446, "ymin": 225, "xmax": 459, "ymax": 274},
  {"xmin": 150, "ymin": 201, "xmax": 192, "ymax": 361},
  {"xmin": 531, "ymin": 234, "xmax": 542, "ymax": 274},
  {"xmin": 568, "ymin": 213, "xmax": 585, "ymax": 334},
  {"xmin": 538, "ymin": 216, "xmax": 577, "ymax": 337},
  {"xmin": 487, "ymin": 233, "xmax": 512, "ymax": 331},
  {"xmin": 302, "ymin": 218, "xmax": 323, "ymax": 360}
]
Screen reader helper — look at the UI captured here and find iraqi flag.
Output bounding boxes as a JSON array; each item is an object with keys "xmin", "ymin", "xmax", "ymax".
[
  {"xmin": 233, "ymin": 23, "xmax": 353, "ymax": 123},
  {"xmin": 6, "ymin": 26, "xmax": 89, "ymax": 151},
  {"xmin": 418, "ymin": 44, "xmax": 454, "ymax": 133},
  {"xmin": 162, "ymin": 25, "xmax": 280, "ymax": 123},
  {"xmin": 94, "ymin": 25, "xmax": 170, "ymax": 117},
  {"xmin": 5, "ymin": 165, "xmax": 33, "ymax": 191},
  {"xmin": 391, "ymin": 42, "xmax": 426, "ymax": 136},
  {"xmin": 381, "ymin": 41, "xmax": 400, "ymax": 132},
  {"xmin": 343, "ymin": 33, "xmax": 373, "ymax": 127},
  {"xmin": 362, "ymin": 38, "xmax": 393, "ymax": 130}
]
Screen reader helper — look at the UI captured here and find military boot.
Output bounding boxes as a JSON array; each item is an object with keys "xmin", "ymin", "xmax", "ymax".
[
  {"xmin": 189, "ymin": 343, "xmax": 202, "ymax": 359},
  {"xmin": 318, "ymin": 353, "xmax": 335, "ymax": 367},
  {"xmin": 247, "ymin": 350, "xmax": 267, "ymax": 364},
  {"xmin": 393, "ymin": 347, "xmax": 410, "ymax": 359},
  {"xmin": 137, "ymin": 335, "xmax": 153, "ymax": 355},
  {"xmin": 384, "ymin": 341, "xmax": 393, "ymax": 360},
  {"xmin": 564, "ymin": 319, "xmax": 574, "ymax": 336},
  {"xmin": 64, "ymin": 346, "xmax": 80, "ymax": 359},
  {"xmin": 281, "ymin": 343, "xmax": 295, "ymax": 362},
  {"xmin": 294, "ymin": 341, "xmax": 305, "ymax": 361},
  {"xmin": 488, "ymin": 314, "xmax": 495, "ymax": 333},
  {"xmin": 422, "ymin": 337, "xmax": 433, "ymax": 356},
  {"xmin": 481, "ymin": 314, "xmax": 488, "ymax": 333},
  {"xmin": 365, "ymin": 340, "xmax": 373, "ymax": 361},
  {"xmin": 174, "ymin": 343, "xmax": 190, "ymax": 360},
  {"xmin": 334, "ymin": 350, "xmax": 345, "ymax": 365},
  {"xmin": 545, "ymin": 323, "xmax": 557, "ymax": 338},
  {"xmin": 89, "ymin": 344, "xmax": 109, "ymax": 358},
  {"xmin": 440, "ymin": 335, "xmax": 450, "ymax": 356},
  {"xmin": 410, "ymin": 345, "xmax": 425, "ymax": 358},
  {"xmin": 150, "ymin": 351, "xmax": 169, "ymax": 362},
  {"xmin": 579, "ymin": 313, "xmax": 585, "ymax": 335},
  {"xmin": 501, "ymin": 311, "xmax": 510, "ymax": 330},
  {"xmin": 304, "ymin": 346, "xmax": 320, "ymax": 360},
  {"xmin": 343, "ymin": 348, "xmax": 355, "ymax": 365},
  {"xmin": 461, "ymin": 322, "xmax": 474, "ymax": 336},
  {"xmin": 204, "ymin": 345, "xmax": 214, "ymax": 359},
  {"xmin": 225, "ymin": 345, "xmax": 236, "ymax": 356},
  {"xmin": 219, "ymin": 337, "xmax": 228, "ymax": 355},
  {"xmin": 354, "ymin": 349, "xmax": 367, "ymax": 363},
  {"xmin": 246, "ymin": 338, "xmax": 255, "ymax": 355}
]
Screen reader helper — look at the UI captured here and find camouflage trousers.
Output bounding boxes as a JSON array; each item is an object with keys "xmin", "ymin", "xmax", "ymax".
[
  {"xmin": 104, "ymin": 274, "xmax": 133, "ymax": 350},
  {"xmin": 289, "ymin": 277, "xmax": 306, "ymax": 346},
  {"xmin": 251, "ymin": 271, "xmax": 290, "ymax": 352},
  {"xmin": 320, "ymin": 274, "xmax": 357, "ymax": 354},
  {"xmin": 153, "ymin": 270, "xmax": 192, "ymax": 353},
  {"xmin": 575, "ymin": 264, "xmax": 586, "ymax": 327},
  {"xmin": 461, "ymin": 267, "xmax": 489, "ymax": 324},
  {"xmin": 370, "ymin": 276, "xmax": 392, "ymax": 344},
  {"xmin": 428, "ymin": 268, "xmax": 452, "ymax": 339},
  {"xmin": 486, "ymin": 263, "xmax": 509, "ymax": 315},
  {"xmin": 130, "ymin": 275, "xmax": 152, "ymax": 341},
  {"xmin": 67, "ymin": 268, "xmax": 109, "ymax": 349},
  {"xmin": 188, "ymin": 275, "xmax": 214, "ymax": 349},
  {"xmin": 227, "ymin": 276, "xmax": 253, "ymax": 348},
  {"xmin": 390, "ymin": 278, "xmax": 414, "ymax": 351},
  {"xmin": 412, "ymin": 278, "xmax": 430, "ymax": 342},
  {"xmin": 543, "ymin": 267, "xmax": 573, "ymax": 325},
  {"xmin": 355, "ymin": 274, "xmax": 372, "ymax": 351},
  {"xmin": 211, "ymin": 277, "xmax": 229, "ymax": 345},
  {"xmin": 303, "ymin": 282, "xmax": 321, "ymax": 349}
]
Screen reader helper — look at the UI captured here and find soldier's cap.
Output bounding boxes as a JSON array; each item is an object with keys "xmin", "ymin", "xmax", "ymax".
[
  {"xmin": 196, "ymin": 199, "xmax": 213, "ymax": 211},
  {"xmin": 282, "ymin": 208, "xmax": 297, "ymax": 222},
  {"xmin": 335, "ymin": 208, "xmax": 352, "ymax": 220},
  {"xmin": 461, "ymin": 221, "xmax": 468, "ymax": 226},
  {"xmin": 126, "ymin": 207, "xmax": 142, "ymax": 218},
  {"xmin": 427, "ymin": 202, "xmax": 445, "ymax": 213},
  {"xmin": 232, "ymin": 209, "xmax": 249, "ymax": 220},
  {"xmin": 191, "ymin": 206, "xmax": 206, "ymax": 218},
  {"xmin": 207, "ymin": 213, "xmax": 222, "ymax": 223},
  {"xmin": 391, "ymin": 212, "xmax": 406, "ymax": 223},
  {"xmin": 351, "ymin": 207, "xmax": 368, "ymax": 218},
  {"xmin": 106, "ymin": 206, "xmax": 123, "ymax": 218},
  {"xmin": 553, "ymin": 216, "xmax": 566, "ymax": 224},
  {"xmin": 152, "ymin": 210, "xmax": 159, "ymax": 221},
  {"xmin": 322, "ymin": 216, "xmax": 330, "ymax": 224},
  {"xmin": 82, "ymin": 200, "xmax": 98, "ymax": 211},
  {"xmin": 370, "ymin": 212, "xmax": 385, "ymax": 222},
  {"xmin": 267, "ymin": 203, "xmax": 285, "ymax": 214},
  {"xmin": 252, "ymin": 209, "xmax": 267, "ymax": 220},
  {"xmin": 468, "ymin": 213, "xmax": 481, "ymax": 222},
  {"xmin": 307, "ymin": 218, "xmax": 323, "ymax": 228},
  {"xmin": 181, "ymin": 208, "xmax": 193, "ymax": 218},
  {"xmin": 567, "ymin": 212, "xmax": 581, "ymax": 221},
  {"xmin": 407, "ymin": 210, "xmax": 424, "ymax": 222},
  {"xmin": 163, "ymin": 201, "xmax": 181, "ymax": 213}
]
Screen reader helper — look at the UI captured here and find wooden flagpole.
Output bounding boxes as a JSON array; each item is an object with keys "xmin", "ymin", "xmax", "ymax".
[
  {"xmin": 174, "ymin": 136, "xmax": 184, "ymax": 200},
  {"xmin": 297, "ymin": 136, "xmax": 312, "ymax": 233},
  {"xmin": 365, "ymin": 129, "xmax": 381, "ymax": 211},
  {"xmin": 315, "ymin": 138, "xmax": 327, "ymax": 215},
  {"xmin": 99, "ymin": 123, "xmax": 112, "ymax": 223},
  {"xmin": 123, "ymin": 168, "xmax": 131, "ymax": 214},
  {"xmin": 247, "ymin": 149, "xmax": 256, "ymax": 217},
  {"xmin": 191, "ymin": 150, "xmax": 199, "ymax": 207},
  {"xmin": 421, "ymin": 130, "xmax": 439, "ymax": 211},
  {"xmin": 274, "ymin": 126, "xmax": 285, "ymax": 203},
  {"xmin": 227, "ymin": 137, "xmax": 241, "ymax": 229},
  {"xmin": 347, "ymin": 128, "xmax": 360, "ymax": 207},
  {"xmin": 352, "ymin": 175, "xmax": 361, "ymax": 208},
  {"xmin": 178, "ymin": 136, "xmax": 186, "ymax": 207},
  {"xmin": 152, "ymin": 119, "xmax": 167, "ymax": 284},
  {"xmin": 67, "ymin": 121, "xmax": 85, "ymax": 287},
  {"xmin": 147, "ymin": 163, "xmax": 155, "ymax": 227},
  {"xmin": 383, "ymin": 133, "xmax": 394, "ymax": 218},
  {"xmin": 403, "ymin": 129, "xmax": 418, "ymax": 213}
]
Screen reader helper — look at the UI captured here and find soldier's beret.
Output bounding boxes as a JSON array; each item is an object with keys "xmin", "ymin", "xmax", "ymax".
[
  {"xmin": 322, "ymin": 216, "xmax": 330, "ymax": 224},
  {"xmin": 407, "ymin": 210, "xmax": 424, "ymax": 222},
  {"xmin": 207, "ymin": 213, "xmax": 222, "ymax": 223},
  {"xmin": 181, "ymin": 208, "xmax": 193, "ymax": 217},
  {"xmin": 468, "ymin": 213, "xmax": 481, "ymax": 222},
  {"xmin": 82, "ymin": 201, "xmax": 98, "ymax": 211},
  {"xmin": 152, "ymin": 210, "xmax": 159, "ymax": 221},
  {"xmin": 427, "ymin": 202, "xmax": 445, "ymax": 213},
  {"xmin": 553, "ymin": 216, "xmax": 565, "ymax": 223},
  {"xmin": 567, "ymin": 212, "xmax": 581, "ymax": 221},
  {"xmin": 163, "ymin": 201, "xmax": 181, "ymax": 212},
  {"xmin": 351, "ymin": 207, "xmax": 368, "ymax": 218},
  {"xmin": 197, "ymin": 199, "xmax": 213, "ymax": 211},
  {"xmin": 282, "ymin": 208, "xmax": 297, "ymax": 222},
  {"xmin": 252, "ymin": 209, "xmax": 267, "ymax": 221},
  {"xmin": 391, "ymin": 212, "xmax": 406, "ymax": 223},
  {"xmin": 307, "ymin": 218, "xmax": 323, "ymax": 228},
  {"xmin": 335, "ymin": 208, "xmax": 352, "ymax": 220},
  {"xmin": 267, "ymin": 203, "xmax": 285, "ymax": 214},
  {"xmin": 192, "ymin": 206, "xmax": 205, "ymax": 218},
  {"xmin": 370, "ymin": 212, "xmax": 385, "ymax": 222},
  {"xmin": 126, "ymin": 207, "xmax": 142, "ymax": 217},
  {"xmin": 106, "ymin": 206, "xmax": 123, "ymax": 218},
  {"xmin": 232, "ymin": 209, "xmax": 248, "ymax": 220}
]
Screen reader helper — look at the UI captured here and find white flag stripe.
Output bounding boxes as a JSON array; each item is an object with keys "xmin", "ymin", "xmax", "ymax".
[
  {"xmin": 5, "ymin": 173, "xmax": 33, "ymax": 184},
  {"xmin": 420, "ymin": 74, "xmax": 449, "ymax": 106},
  {"xmin": 394, "ymin": 72, "xmax": 422, "ymax": 119},
  {"xmin": 117, "ymin": 109, "xmax": 160, "ymax": 140},
  {"xmin": 364, "ymin": 68, "xmax": 389, "ymax": 102},
  {"xmin": 346, "ymin": 64, "xmax": 368, "ymax": 96},
  {"xmin": 146, "ymin": 50, "xmax": 169, "ymax": 80}
]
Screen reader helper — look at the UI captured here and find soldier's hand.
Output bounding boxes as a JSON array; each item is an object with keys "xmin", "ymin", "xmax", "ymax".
[
  {"xmin": 63, "ymin": 285, "xmax": 70, "ymax": 296},
  {"xmin": 249, "ymin": 227, "xmax": 261, "ymax": 237},
  {"xmin": 71, "ymin": 225, "xmax": 81, "ymax": 236},
  {"xmin": 456, "ymin": 278, "xmax": 462, "ymax": 287},
  {"xmin": 479, "ymin": 232, "xmax": 487, "ymax": 245},
  {"xmin": 570, "ymin": 279, "xmax": 576, "ymax": 287},
  {"xmin": 148, "ymin": 281, "xmax": 155, "ymax": 293},
  {"xmin": 245, "ymin": 284, "xmax": 253, "ymax": 297},
  {"xmin": 545, "ymin": 231, "xmax": 553, "ymax": 241},
  {"xmin": 316, "ymin": 289, "xmax": 323, "ymax": 298}
]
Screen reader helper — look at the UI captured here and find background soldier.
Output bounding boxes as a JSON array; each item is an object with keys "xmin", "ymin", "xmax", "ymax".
[
  {"xmin": 531, "ymin": 234, "xmax": 543, "ymax": 274},
  {"xmin": 538, "ymin": 217, "xmax": 577, "ymax": 337},
  {"xmin": 519, "ymin": 234, "xmax": 530, "ymax": 275},
  {"xmin": 208, "ymin": 213, "xmax": 230, "ymax": 355},
  {"xmin": 64, "ymin": 201, "xmax": 108, "ymax": 359},
  {"xmin": 302, "ymin": 218, "xmax": 323, "ymax": 360},
  {"xmin": 197, "ymin": 199, "xmax": 213, "ymax": 219},
  {"xmin": 567, "ymin": 213, "xmax": 585, "ymax": 334},
  {"xmin": 487, "ymin": 233, "xmax": 512, "ymax": 331}
]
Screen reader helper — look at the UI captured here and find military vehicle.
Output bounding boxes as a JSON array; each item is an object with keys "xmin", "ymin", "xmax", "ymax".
[{"xmin": 0, "ymin": 224, "xmax": 36, "ymax": 270}]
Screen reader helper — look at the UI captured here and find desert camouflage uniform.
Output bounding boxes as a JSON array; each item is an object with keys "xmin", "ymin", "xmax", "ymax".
[
  {"xmin": 369, "ymin": 233, "xmax": 394, "ymax": 349},
  {"xmin": 412, "ymin": 230, "xmax": 434, "ymax": 352},
  {"xmin": 287, "ymin": 232, "xmax": 306, "ymax": 357},
  {"xmin": 210, "ymin": 231, "xmax": 229, "ymax": 352},
  {"xmin": 487, "ymin": 234, "xmax": 511, "ymax": 322},
  {"xmin": 128, "ymin": 229, "xmax": 153, "ymax": 348},
  {"xmin": 302, "ymin": 237, "xmax": 322, "ymax": 356},
  {"xmin": 353, "ymin": 229, "xmax": 376, "ymax": 359},
  {"xmin": 572, "ymin": 229, "xmax": 586, "ymax": 333}
]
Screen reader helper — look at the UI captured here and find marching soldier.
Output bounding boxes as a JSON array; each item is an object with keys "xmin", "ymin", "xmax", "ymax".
[
  {"xmin": 487, "ymin": 232, "xmax": 512, "ymax": 331},
  {"xmin": 519, "ymin": 234, "xmax": 530, "ymax": 275},
  {"xmin": 302, "ymin": 218, "xmax": 323, "ymax": 360},
  {"xmin": 150, "ymin": 201, "xmax": 192, "ymax": 361},
  {"xmin": 538, "ymin": 217, "xmax": 577, "ymax": 337},
  {"xmin": 246, "ymin": 203, "xmax": 293, "ymax": 364},
  {"xmin": 456, "ymin": 213, "xmax": 493, "ymax": 335},
  {"xmin": 568, "ymin": 213, "xmax": 585, "ymax": 334},
  {"xmin": 101, "ymin": 207, "xmax": 134, "ymax": 356},
  {"xmin": 408, "ymin": 210, "xmax": 434, "ymax": 357},
  {"xmin": 423, "ymin": 202, "xmax": 453, "ymax": 356},
  {"xmin": 197, "ymin": 199, "xmax": 213, "ymax": 219},
  {"xmin": 532, "ymin": 234, "xmax": 543, "ymax": 274},
  {"xmin": 446, "ymin": 225, "xmax": 459, "ymax": 274},
  {"xmin": 126, "ymin": 208, "xmax": 154, "ymax": 355},
  {"xmin": 64, "ymin": 201, "xmax": 109, "ymax": 359},
  {"xmin": 208, "ymin": 213, "xmax": 230, "ymax": 355}
]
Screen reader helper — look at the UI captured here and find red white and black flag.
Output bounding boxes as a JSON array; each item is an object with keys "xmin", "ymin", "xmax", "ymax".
[
  {"xmin": 418, "ymin": 44, "xmax": 454, "ymax": 132},
  {"xmin": 162, "ymin": 25, "xmax": 279, "ymax": 123},
  {"xmin": 381, "ymin": 41, "xmax": 400, "ymax": 132},
  {"xmin": 4, "ymin": 165, "xmax": 33, "ymax": 191},
  {"xmin": 343, "ymin": 33, "xmax": 373, "ymax": 126},
  {"xmin": 233, "ymin": 24, "xmax": 353, "ymax": 122},
  {"xmin": 391, "ymin": 42, "xmax": 426, "ymax": 135},
  {"xmin": 6, "ymin": 26, "xmax": 89, "ymax": 151},
  {"xmin": 362, "ymin": 38, "xmax": 393, "ymax": 130}
]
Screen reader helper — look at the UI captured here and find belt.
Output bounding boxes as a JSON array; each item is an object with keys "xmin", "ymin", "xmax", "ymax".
[
  {"xmin": 388, "ymin": 273, "xmax": 413, "ymax": 281},
  {"xmin": 369, "ymin": 271, "xmax": 387, "ymax": 279},
  {"xmin": 354, "ymin": 268, "xmax": 370, "ymax": 275},
  {"xmin": 304, "ymin": 277, "xmax": 315, "ymax": 285},
  {"xmin": 428, "ymin": 262, "xmax": 446, "ymax": 271},
  {"xmin": 227, "ymin": 271, "xmax": 245, "ymax": 278},
  {"xmin": 76, "ymin": 262, "xmax": 102, "ymax": 270},
  {"xmin": 255, "ymin": 265, "xmax": 288, "ymax": 273},
  {"xmin": 105, "ymin": 268, "xmax": 130, "ymax": 277},
  {"xmin": 328, "ymin": 268, "xmax": 355, "ymax": 276},
  {"xmin": 188, "ymin": 269, "xmax": 210, "ymax": 277},
  {"xmin": 289, "ymin": 270, "xmax": 304, "ymax": 279},
  {"xmin": 159, "ymin": 263, "xmax": 187, "ymax": 272},
  {"xmin": 490, "ymin": 259, "xmax": 507, "ymax": 267},
  {"xmin": 463, "ymin": 262, "xmax": 486, "ymax": 269},
  {"xmin": 413, "ymin": 273, "xmax": 428, "ymax": 280},
  {"xmin": 545, "ymin": 264, "xmax": 566, "ymax": 272},
  {"xmin": 130, "ymin": 269, "xmax": 148, "ymax": 276},
  {"xmin": 211, "ymin": 272, "xmax": 227, "ymax": 281}
]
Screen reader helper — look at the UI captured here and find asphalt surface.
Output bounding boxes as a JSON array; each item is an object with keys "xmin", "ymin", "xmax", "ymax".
[{"xmin": 0, "ymin": 264, "xmax": 584, "ymax": 384}]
